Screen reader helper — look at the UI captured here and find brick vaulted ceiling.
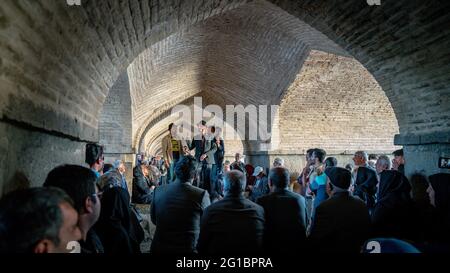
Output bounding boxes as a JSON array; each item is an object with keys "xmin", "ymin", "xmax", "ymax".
[
  {"xmin": 128, "ymin": 0, "xmax": 351, "ymax": 152},
  {"xmin": 1, "ymin": 0, "xmax": 449, "ymax": 150}
]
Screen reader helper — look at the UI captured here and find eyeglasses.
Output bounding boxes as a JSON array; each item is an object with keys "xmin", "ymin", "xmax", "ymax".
[{"xmin": 91, "ymin": 191, "xmax": 103, "ymax": 199}]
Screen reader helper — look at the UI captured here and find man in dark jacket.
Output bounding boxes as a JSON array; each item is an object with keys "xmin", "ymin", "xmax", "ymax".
[
  {"xmin": 352, "ymin": 151, "xmax": 378, "ymax": 212},
  {"xmin": 96, "ymin": 170, "xmax": 144, "ymax": 254},
  {"xmin": 309, "ymin": 167, "xmax": 371, "ymax": 253},
  {"xmin": 132, "ymin": 162, "xmax": 155, "ymax": 204},
  {"xmin": 257, "ymin": 167, "xmax": 308, "ymax": 254},
  {"xmin": 44, "ymin": 165, "xmax": 104, "ymax": 254},
  {"xmin": 198, "ymin": 170, "xmax": 265, "ymax": 254},
  {"xmin": 185, "ymin": 120, "xmax": 217, "ymax": 199},
  {"xmin": 230, "ymin": 153, "xmax": 247, "ymax": 176},
  {"xmin": 212, "ymin": 126, "xmax": 225, "ymax": 174},
  {"xmin": 150, "ymin": 156, "xmax": 210, "ymax": 254}
]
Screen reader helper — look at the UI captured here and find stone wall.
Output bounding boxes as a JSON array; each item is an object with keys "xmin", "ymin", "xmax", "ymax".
[
  {"xmin": 99, "ymin": 73, "xmax": 133, "ymax": 154},
  {"xmin": 0, "ymin": 121, "xmax": 85, "ymax": 197},
  {"xmin": 276, "ymin": 50, "xmax": 400, "ymax": 154}
]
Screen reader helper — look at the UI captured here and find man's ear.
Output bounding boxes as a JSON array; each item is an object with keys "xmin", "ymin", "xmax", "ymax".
[
  {"xmin": 33, "ymin": 239, "xmax": 54, "ymax": 254},
  {"xmin": 85, "ymin": 197, "xmax": 94, "ymax": 214}
]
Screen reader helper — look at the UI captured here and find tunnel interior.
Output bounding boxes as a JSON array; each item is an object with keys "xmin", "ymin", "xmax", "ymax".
[{"xmin": 1, "ymin": 0, "xmax": 450, "ymax": 195}]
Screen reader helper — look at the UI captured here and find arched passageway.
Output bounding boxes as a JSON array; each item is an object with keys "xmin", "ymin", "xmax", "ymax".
[{"xmin": 0, "ymin": 0, "xmax": 449, "ymax": 195}]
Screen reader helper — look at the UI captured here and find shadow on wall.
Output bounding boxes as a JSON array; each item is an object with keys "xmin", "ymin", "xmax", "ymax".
[{"xmin": 2, "ymin": 171, "xmax": 31, "ymax": 196}]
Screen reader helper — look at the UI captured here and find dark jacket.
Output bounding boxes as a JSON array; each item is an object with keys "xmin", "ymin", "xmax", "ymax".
[
  {"xmin": 197, "ymin": 195, "xmax": 265, "ymax": 254},
  {"xmin": 353, "ymin": 166, "xmax": 378, "ymax": 209},
  {"xmin": 249, "ymin": 175, "xmax": 270, "ymax": 202},
  {"xmin": 214, "ymin": 138, "xmax": 225, "ymax": 168},
  {"xmin": 371, "ymin": 170, "xmax": 416, "ymax": 241},
  {"xmin": 187, "ymin": 135, "xmax": 217, "ymax": 165},
  {"xmin": 231, "ymin": 161, "xmax": 247, "ymax": 175},
  {"xmin": 257, "ymin": 189, "xmax": 307, "ymax": 253},
  {"xmin": 94, "ymin": 187, "xmax": 140, "ymax": 254},
  {"xmin": 421, "ymin": 173, "xmax": 450, "ymax": 253},
  {"xmin": 132, "ymin": 166, "xmax": 154, "ymax": 204},
  {"xmin": 309, "ymin": 191, "xmax": 371, "ymax": 253},
  {"xmin": 79, "ymin": 229, "xmax": 104, "ymax": 254},
  {"xmin": 150, "ymin": 180, "xmax": 210, "ymax": 254}
]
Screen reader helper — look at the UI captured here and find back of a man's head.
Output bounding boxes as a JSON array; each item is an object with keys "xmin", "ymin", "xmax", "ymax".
[
  {"xmin": 44, "ymin": 165, "xmax": 97, "ymax": 214},
  {"xmin": 85, "ymin": 143, "xmax": 103, "ymax": 167},
  {"xmin": 175, "ymin": 155, "xmax": 198, "ymax": 182},
  {"xmin": 269, "ymin": 167, "xmax": 290, "ymax": 189},
  {"xmin": 325, "ymin": 157, "xmax": 338, "ymax": 168},
  {"xmin": 355, "ymin": 151, "xmax": 369, "ymax": 162},
  {"xmin": 224, "ymin": 170, "xmax": 246, "ymax": 196},
  {"xmin": 0, "ymin": 187, "xmax": 74, "ymax": 253},
  {"xmin": 273, "ymin": 157, "xmax": 284, "ymax": 167},
  {"xmin": 393, "ymin": 149, "xmax": 404, "ymax": 157}
]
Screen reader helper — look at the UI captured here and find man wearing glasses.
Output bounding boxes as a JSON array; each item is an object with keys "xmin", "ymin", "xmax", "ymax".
[{"xmin": 44, "ymin": 165, "xmax": 104, "ymax": 253}]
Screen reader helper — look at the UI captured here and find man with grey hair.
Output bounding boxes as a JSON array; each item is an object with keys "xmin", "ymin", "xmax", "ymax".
[
  {"xmin": 309, "ymin": 167, "xmax": 371, "ymax": 253},
  {"xmin": 273, "ymin": 157, "xmax": 285, "ymax": 168},
  {"xmin": 352, "ymin": 150, "xmax": 378, "ymax": 212},
  {"xmin": 114, "ymin": 159, "xmax": 129, "ymax": 192},
  {"xmin": 376, "ymin": 155, "xmax": 392, "ymax": 175},
  {"xmin": 197, "ymin": 170, "xmax": 265, "ymax": 254}
]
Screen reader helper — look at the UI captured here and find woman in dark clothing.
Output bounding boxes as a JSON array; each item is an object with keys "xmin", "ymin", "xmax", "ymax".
[
  {"xmin": 95, "ymin": 171, "xmax": 142, "ymax": 253},
  {"xmin": 423, "ymin": 173, "xmax": 450, "ymax": 253},
  {"xmin": 409, "ymin": 173, "xmax": 436, "ymax": 247},
  {"xmin": 372, "ymin": 170, "xmax": 416, "ymax": 241}
]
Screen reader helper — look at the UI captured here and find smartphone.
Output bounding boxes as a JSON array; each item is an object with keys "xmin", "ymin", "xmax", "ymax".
[{"xmin": 438, "ymin": 157, "xmax": 450, "ymax": 169}]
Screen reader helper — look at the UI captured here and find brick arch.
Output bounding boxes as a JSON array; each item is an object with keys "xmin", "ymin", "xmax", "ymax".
[
  {"xmin": 1, "ymin": 0, "xmax": 448, "ymax": 142},
  {"xmin": 271, "ymin": 0, "xmax": 450, "ymax": 137},
  {"xmin": 138, "ymin": 99, "xmax": 246, "ymax": 158},
  {"xmin": 0, "ymin": 0, "xmax": 250, "ymax": 143},
  {"xmin": 1, "ymin": 0, "xmax": 449, "ymax": 191},
  {"xmin": 129, "ymin": 0, "xmax": 350, "ymax": 152}
]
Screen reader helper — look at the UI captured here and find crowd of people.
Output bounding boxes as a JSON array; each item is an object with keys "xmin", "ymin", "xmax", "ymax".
[{"xmin": 0, "ymin": 120, "xmax": 449, "ymax": 254}]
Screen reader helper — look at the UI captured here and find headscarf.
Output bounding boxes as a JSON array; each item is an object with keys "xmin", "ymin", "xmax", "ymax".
[
  {"xmin": 410, "ymin": 173, "xmax": 430, "ymax": 205},
  {"xmin": 377, "ymin": 170, "xmax": 411, "ymax": 204},
  {"xmin": 429, "ymin": 173, "xmax": 450, "ymax": 221}
]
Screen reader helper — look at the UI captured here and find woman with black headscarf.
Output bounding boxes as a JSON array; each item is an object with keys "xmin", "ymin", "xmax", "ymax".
[
  {"xmin": 372, "ymin": 170, "xmax": 417, "ymax": 241},
  {"xmin": 94, "ymin": 171, "xmax": 142, "ymax": 253},
  {"xmin": 409, "ymin": 173, "xmax": 436, "ymax": 247},
  {"xmin": 423, "ymin": 173, "xmax": 450, "ymax": 253}
]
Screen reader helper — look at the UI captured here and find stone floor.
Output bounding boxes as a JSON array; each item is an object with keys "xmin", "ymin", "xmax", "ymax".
[{"xmin": 135, "ymin": 204, "xmax": 156, "ymax": 253}]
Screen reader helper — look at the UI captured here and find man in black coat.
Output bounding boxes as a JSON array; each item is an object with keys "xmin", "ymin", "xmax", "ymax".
[
  {"xmin": 256, "ymin": 167, "xmax": 308, "ymax": 254},
  {"xmin": 352, "ymin": 151, "xmax": 378, "ymax": 212},
  {"xmin": 309, "ymin": 167, "xmax": 371, "ymax": 253},
  {"xmin": 197, "ymin": 170, "xmax": 265, "ymax": 255},
  {"xmin": 185, "ymin": 121, "xmax": 218, "ymax": 200},
  {"xmin": 132, "ymin": 162, "xmax": 155, "ymax": 204},
  {"xmin": 150, "ymin": 156, "xmax": 210, "ymax": 254}
]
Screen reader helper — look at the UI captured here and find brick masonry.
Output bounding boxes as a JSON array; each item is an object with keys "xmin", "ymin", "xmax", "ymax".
[{"xmin": 0, "ymin": 0, "xmax": 449, "ymax": 192}]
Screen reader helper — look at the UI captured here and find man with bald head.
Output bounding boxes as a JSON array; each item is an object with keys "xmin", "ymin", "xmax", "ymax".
[
  {"xmin": 197, "ymin": 170, "xmax": 265, "ymax": 254},
  {"xmin": 257, "ymin": 167, "xmax": 308, "ymax": 254}
]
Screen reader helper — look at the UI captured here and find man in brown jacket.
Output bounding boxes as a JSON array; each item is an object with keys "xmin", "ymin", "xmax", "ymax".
[{"xmin": 161, "ymin": 123, "xmax": 184, "ymax": 184}]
